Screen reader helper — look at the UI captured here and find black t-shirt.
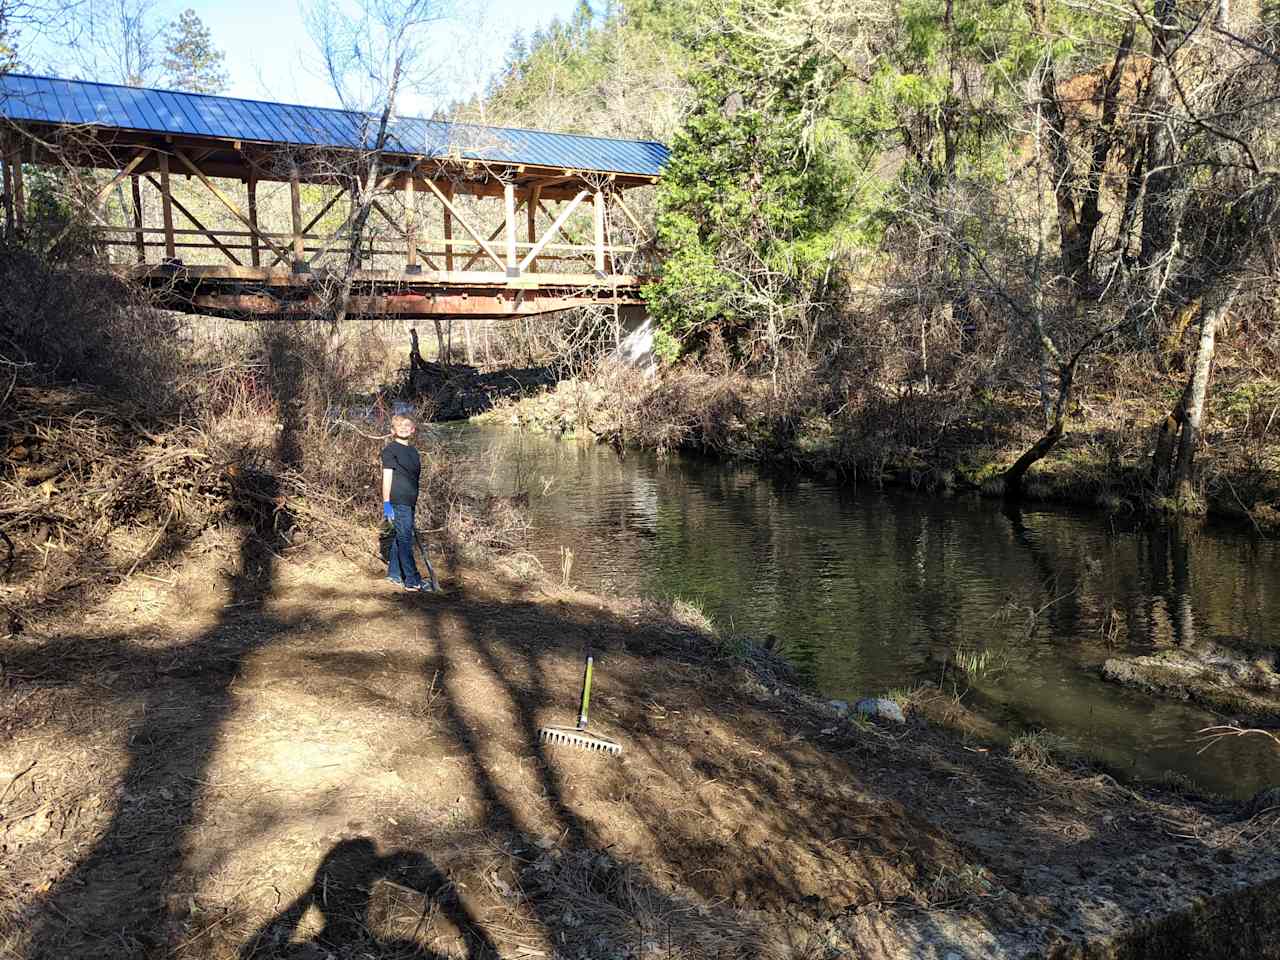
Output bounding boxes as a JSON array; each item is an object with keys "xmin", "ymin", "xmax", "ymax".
[{"xmin": 380, "ymin": 441, "xmax": 421, "ymax": 505}]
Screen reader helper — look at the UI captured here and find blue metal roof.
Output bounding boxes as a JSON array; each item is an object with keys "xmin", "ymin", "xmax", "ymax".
[{"xmin": 0, "ymin": 73, "xmax": 669, "ymax": 178}]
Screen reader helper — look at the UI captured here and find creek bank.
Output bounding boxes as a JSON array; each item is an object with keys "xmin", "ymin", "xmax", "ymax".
[
  {"xmin": 473, "ymin": 372, "xmax": 1280, "ymax": 531},
  {"xmin": 6, "ymin": 539, "xmax": 1279, "ymax": 958},
  {"xmin": 1102, "ymin": 646, "xmax": 1280, "ymax": 721}
]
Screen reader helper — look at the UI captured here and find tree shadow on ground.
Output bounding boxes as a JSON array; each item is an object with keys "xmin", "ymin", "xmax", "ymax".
[
  {"xmin": 3, "ymin": 523, "xmax": 1252, "ymax": 956},
  {"xmin": 9, "ymin": 331, "xmax": 308, "ymax": 958}
]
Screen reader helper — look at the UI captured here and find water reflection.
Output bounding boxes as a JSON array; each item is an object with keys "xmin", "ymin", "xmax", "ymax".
[{"xmin": 446, "ymin": 425, "xmax": 1279, "ymax": 799}]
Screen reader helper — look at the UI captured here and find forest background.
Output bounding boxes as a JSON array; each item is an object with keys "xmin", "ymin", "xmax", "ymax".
[{"xmin": 469, "ymin": 0, "xmax": 1280, "ymax": 528}]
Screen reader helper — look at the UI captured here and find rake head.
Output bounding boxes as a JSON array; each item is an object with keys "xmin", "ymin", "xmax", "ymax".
[{"xmin": 538, "ymin": 725, "xmax": 623, "ymax": 756}]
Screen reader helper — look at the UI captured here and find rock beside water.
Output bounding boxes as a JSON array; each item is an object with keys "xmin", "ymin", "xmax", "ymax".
[
  {"xmin": 1102, "ymin": 649, "xmax": 1280, "ymax": 720},
  {"xmin": 855, "ymin": 698, "xmax": 906, "ymax": 724}
]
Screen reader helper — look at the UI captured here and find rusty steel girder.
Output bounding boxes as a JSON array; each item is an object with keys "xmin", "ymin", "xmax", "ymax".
[{"xmin": 161, "ymin": 288, "xmax": 643, "ymax": 320}]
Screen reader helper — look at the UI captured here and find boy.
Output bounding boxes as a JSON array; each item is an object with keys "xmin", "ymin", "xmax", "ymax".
[{"xmin": 380, "ymin": 414, "xmax": 429, "ymax": 591}]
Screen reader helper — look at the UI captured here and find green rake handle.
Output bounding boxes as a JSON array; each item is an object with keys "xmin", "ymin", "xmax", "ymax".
[{"xmin": 577, "ymin": 656, "xmax": 594, "ymax": 730}]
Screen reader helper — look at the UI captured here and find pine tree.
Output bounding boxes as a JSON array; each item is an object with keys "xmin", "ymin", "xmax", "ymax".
[{"xmin": 162, "ymin": 9, "xmax": 228, "ymax": 94}]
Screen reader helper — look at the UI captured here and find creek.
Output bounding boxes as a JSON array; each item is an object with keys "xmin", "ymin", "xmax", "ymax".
[{"xmin": 443, "ymin": 423, "xmax": 1280, "ymax": 800}]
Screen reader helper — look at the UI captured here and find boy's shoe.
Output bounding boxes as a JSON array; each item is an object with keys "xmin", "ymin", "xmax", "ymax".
[
  {"xmin": 387, "ymin": 577, "xmax": 404, "ymax": 587},
  {"xmin": 404, "ymin": 582, "xmax": 434, "ymax": 592}
]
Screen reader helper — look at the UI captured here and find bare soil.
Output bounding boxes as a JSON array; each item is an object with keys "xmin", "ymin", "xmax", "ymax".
[{"xmin": 2, "ymin": 537, "xmax": 1278, "ymax": 960}]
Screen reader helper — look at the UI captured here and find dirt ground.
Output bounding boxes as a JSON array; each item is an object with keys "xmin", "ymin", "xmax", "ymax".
[{"xmin": 2, "ymin": 534, "xmax": 1279, "ymax": 960}]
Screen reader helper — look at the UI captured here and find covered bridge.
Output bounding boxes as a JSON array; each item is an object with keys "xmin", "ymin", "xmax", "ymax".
[{"xmin": 0, "ymin": 73, "xmax": 669, "ymax": 319}]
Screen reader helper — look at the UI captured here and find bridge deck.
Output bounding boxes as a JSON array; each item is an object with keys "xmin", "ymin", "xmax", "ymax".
[{"xmin": 129, "ymin": 264, "xmax": 650, "ymax": 319}]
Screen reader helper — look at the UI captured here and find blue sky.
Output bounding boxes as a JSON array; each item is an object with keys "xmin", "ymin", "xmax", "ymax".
[{"xmin": 29, "ymin": 0, "xmax": 580, "ymax": 114}]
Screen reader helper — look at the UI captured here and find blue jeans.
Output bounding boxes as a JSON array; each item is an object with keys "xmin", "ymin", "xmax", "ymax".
[{"xmin": 387, "ymin": 503, "xmax": 423, "ymax": 588}]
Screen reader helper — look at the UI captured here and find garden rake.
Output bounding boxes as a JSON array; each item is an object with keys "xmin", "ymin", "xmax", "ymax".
[{"xmin": 538, "ymin": 645, "xmax": 623, "ymax": 757}]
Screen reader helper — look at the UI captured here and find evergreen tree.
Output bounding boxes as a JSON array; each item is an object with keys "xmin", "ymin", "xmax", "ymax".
[
  {"xmin": 643, "ymin": 1, "xmax": 844, "ymax": 363},
  {"xmin": 162, "ymin": 9, "xmax": 228, "ymax": 93}
]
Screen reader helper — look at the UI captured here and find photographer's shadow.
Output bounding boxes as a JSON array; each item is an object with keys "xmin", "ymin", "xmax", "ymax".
[{"xmin": 240, "ymin": 838, "xmax": 497, "ymax": 959}]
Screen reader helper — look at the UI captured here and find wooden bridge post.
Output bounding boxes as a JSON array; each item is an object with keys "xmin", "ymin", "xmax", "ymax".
[
  {"xmin": 9, "ymin": 139, "xmax": 25, "ymax": 232},
  {"xmin": 405, "ymin": 163, "xmax": 419, "ymax": 272},
  {"xmin": 130, "ymin": 174, "xmax": 146, "ymax": 263},
  {"xmin": 593, "ymin": 190, "xmax": 606, "ymax": 274},
  {"xmin": 289, "ymin": 166, "xmax": 306, "ymax": 272},
  {"xmin": 247, "ymin": 172, "xmax": 261, "ymax": 267},
  {"xmin": 157, "ymin": 153, "xmax": 176, "ymax": 261},
  {"xmin": 504, "ymin": 181, "xmax": 518, "ymax": 277},
  {"xmin": 442, "ymin": 183, "xmax": 454, "ymax": 272},
  {"xmin": 2, "ymin": 144, "xmax": 13, "ymax": 237},
  {"xmin": 527, "ymin": 184, "xmax": 540, "ymax": 273}
]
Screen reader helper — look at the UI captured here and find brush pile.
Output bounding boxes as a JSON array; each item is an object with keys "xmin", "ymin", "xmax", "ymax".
[{"xmin": 0, "ymin": 381, "xmax": 284, "ymax": 610}]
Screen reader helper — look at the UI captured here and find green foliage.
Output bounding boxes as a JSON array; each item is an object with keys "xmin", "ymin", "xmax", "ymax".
[
  {"xmin": 845, "ymin": 0, "xmax": 1042, "ymax": 210},
  {"xmin": 162, "ymin": 9, "xmax": 228, "ymax": 94},
  {"xmin": 643, "ymin": 1, "xmax": 845, "ymax": 362},
  {"xmin": 21, "ymin": 167, "xmax": 98, "ymax": 261}
]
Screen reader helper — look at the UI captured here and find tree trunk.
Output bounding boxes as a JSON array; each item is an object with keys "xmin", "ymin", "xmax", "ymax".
[
  {"xmin": 463, "ymin": 319, "xmax": 475, "ymax": 365},
  {"xmin": 1171, "ymin": 284, "xmax": 1237, "ymax": 503},
  {"xmin": 1003, "ymin": 418, "xmax": 1064, "ymax": 500},
  {"xmin": 1150, "ymin": 385, "xmax": 1188, "ymax": 493},
  {"xmin": 334, "ymin": 56, "xmax": 403, "ymax": 327},
  {"xmin": 431, "ymin": 318, "xmax": 447, "ymax": 365},
  {"xmin": 1139, "ymin": 0, "xmax": 1180, "ymax": 297},
  {"xmin": 1002, "ymin": 317, "xmax": 1118, "ymax": 500}
]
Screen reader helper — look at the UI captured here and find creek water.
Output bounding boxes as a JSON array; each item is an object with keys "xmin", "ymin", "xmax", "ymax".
[{"xmin": 442, "ymin": 423, "xmax": 1280, "ymax": 800}]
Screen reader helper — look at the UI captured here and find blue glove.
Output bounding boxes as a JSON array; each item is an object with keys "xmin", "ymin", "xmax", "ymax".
[{"xmin": 383, "ymin": 501, "xmax": 395, "ymax": 520}]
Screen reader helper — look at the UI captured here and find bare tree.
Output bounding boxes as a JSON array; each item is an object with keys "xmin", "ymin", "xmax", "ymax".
[
  {"xmin": 303, "ymin": 0, "xmax": 448, "ymax": 326},
  {"xmin": 66, "ymin": 0, "xmax": 161, "ymax": 86},
  {"xmin": 1, "ymin": 0, "xmax": 93, "ymax": 74}
]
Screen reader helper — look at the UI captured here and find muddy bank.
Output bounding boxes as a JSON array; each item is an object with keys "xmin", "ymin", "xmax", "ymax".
[
  {"xmin": 1103, "ymin": 647, "xmax": 1280, "ymax": 722},
  {"xmin": 3, "ymin": 538, "xmax": 1280, "ymax": 959}
]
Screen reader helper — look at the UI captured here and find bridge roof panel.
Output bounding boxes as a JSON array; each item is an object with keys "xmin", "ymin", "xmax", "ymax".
[{"xmin": 0, "ymin": 73, "xmax": 670, "ymax": 177}]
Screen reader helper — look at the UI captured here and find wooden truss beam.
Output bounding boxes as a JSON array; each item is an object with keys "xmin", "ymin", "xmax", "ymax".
[
  {"xmin": 536, "ymin": 199, "xmax": 589, "ymax": 249},
  {"xmin": 368, "ymin": 196, "xmax": 439, "ymax": 271},
  {"xmin": 45, "ymin": 148, "xmax": 149, "ymax": 253},
  {"xmin": 173, "ymin": 148, "xmax": 290, "ymax": 262},
  {"xmin": 526, "ymin": 183, "xmax": 541, "ymax": 272},
  {"xmin": 593, "ymin": 190, "xmax": 605, "ymax": 273},
  {"xmin": 270, "ymin": 187, "xmax": 345, "ymax": 268},
  {"xmin": 247, "ymin": 173, "xmax": 261, "ymax": 267},
  {"xmin": 130, "ymin": 174, "xmax": 145, "ymax": 263},
  {"xmin": 520, "ymin": 190, "xmax": 589, "ymax": 272},
  {"xmin": 142, "ymin": 172, "xmax": 243, "ymax": 265},
  {"xmin": 405, "ymin": 167, "xmax": 417, "ymax": 269},
  {"xmin": 423, "ymin": 177, "xmax": 504, "ymax": 272},
  {"xmin": 612, "ymin": 191, "xmax": 649, "ymax": 238},
  {"xmin": 157, "ymin": 153, "xmax": 176, "ymax": 260},
  {"xmin": 442, "ymin": 183, "xmax": 453, "ymax": 271},
  {"xmin": 504, "ymin": 182, "xmax": 518, "ymax": 276},
  {"xmin": 2, "ymin": 147, "xmax": 14, "ymax": 235},
  {"xmin": 461, "ymin": 201, "xmax": 525, "ymax": 272}
]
